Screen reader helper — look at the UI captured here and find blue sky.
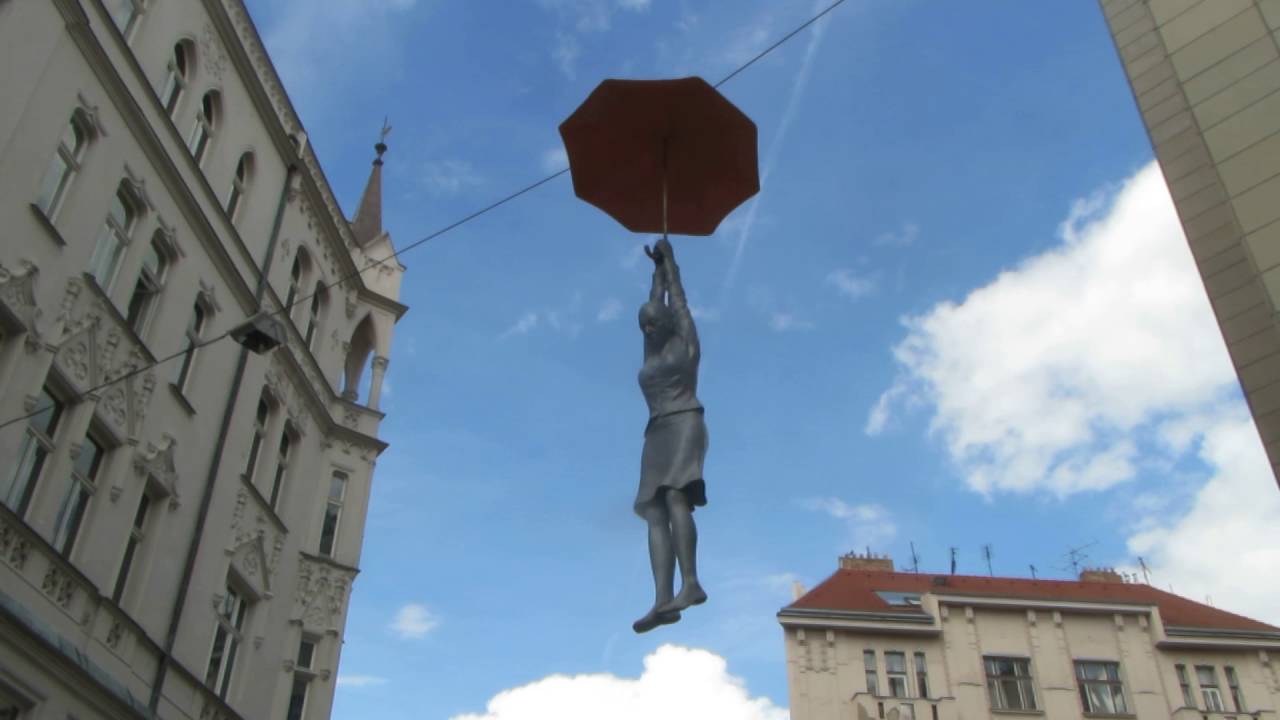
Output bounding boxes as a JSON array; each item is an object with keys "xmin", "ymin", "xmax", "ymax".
[{"xmin": 244, "ymin": 1, "xmax": 1280, "ymax": 718}]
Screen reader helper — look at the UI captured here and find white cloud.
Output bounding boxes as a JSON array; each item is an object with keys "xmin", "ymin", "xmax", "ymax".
[
  {"xmin": 449, "ymin": 644, "xmax": 788, "ymax": 720},
  {"xmin": 500, "ymin": 312, "xmax": 540, "ymax": 339},
  {"xmin": 423, "ymin": 160, "xmax": 483, "ymax": 194},
  {"xmin": 390, "ymin": 603, "xmax": 439, "ymax": 639},
  {"xmin": 597, "ymin": 298, "xmax": 623, "ymax": 323},
  {"xmin": 873, "ymin": 222, "xmax": 919, "ymax": 248},
  {"xmin": 801, "ymin": 498, "xmax": 897, "ymax": 551},
  {"xmin": 868, "ymin": 161, "xmax": 1280, "ymax": 623},
  {"xmin": 825, "ymin": 268, "xmax": 876, "ymax": 300},
  {"xmin": 337, "ymin": 674, "xmax": 390, "ymax": 688},
  {"xmin": 542, "ymin": 147, "xmax": 569, "ymax": 174},
  {"xmin": 768, "ymin": 312, "xmax": 812, "ymax": 332},
  {"xmin": 1124, "ymin": 412, "xmax": 1280, "ymax": 625},
  {"xmin": 870, "ymin": 162, "xmax": 1235, "ymax": 497},
  {"xmin": 618, "ymin": 0, "xmax": 651, "ymax": 11},
  {"xmin": 690, "ymin": 304, "xmax": 720, "ymax": 322},
  {"xmin": 553, "ymin": 32, "xmax": 582, "ymax": 79}
]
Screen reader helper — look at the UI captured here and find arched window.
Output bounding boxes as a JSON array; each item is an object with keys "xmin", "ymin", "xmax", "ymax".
[
  {"xmin": 268, "ymin": 423, "xmax": 294, "ymax": 511},
  {"xmin": 125, "ymin": 232, "xmax": 172, "ymax": 335},
  {"xmin": 173, "ymin": 295, "xmax": 210, "ymax": 394},
  {"xmin": 283, "ymin": 250, "xmax": 309, "ymax": 321},
  {"xmin": 159, "ymin": 41, "xmax": 193, "ymax": 117},
  {"xmin": 187, "ymin": 91, "xmax": 219, "ymax": 165},
  {"xmin": 244, "ymin": 392, "xmax": 272, "ymax": 483},
  {"xmin": 88, "ymin": 182, "xmax": 143, "ymax": 291},
  {"xmin": 226, "ymin": 152, "xmax": 253, "ymax": 222},
  {"xmin": 342, "ymin": 314, "xmax": 376, "ymax": 402},
  {"xmin": 304, "ymin": 282, "xmax": 326, "ymax": 351},
  {"xmin": 35, "ymin": 111, "xmax": 93, "ymax": 218}
]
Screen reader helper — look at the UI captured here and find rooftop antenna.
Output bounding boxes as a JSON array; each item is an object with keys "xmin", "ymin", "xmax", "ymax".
[
  {"xmin": 1029, "ymin": 564, "xmax": 1038, "ymax": 579},
  {"xmin": 1059, "ymin": 541, "xmax": 1097, "ymax": 576},
  {"xmin": 949, "ymin": 547, "xmax": 957, "ymax": 576},
  {"xmin": 909, "ymin": 542, "xmax": 920, "ymax": 574},
  {"xmin": 982, "ymin": 544, "xmax": 994, "ymax": 576},
  {"xmin": 1137, "ymin": 557, "xmax": 1152, "ymax": 585}
]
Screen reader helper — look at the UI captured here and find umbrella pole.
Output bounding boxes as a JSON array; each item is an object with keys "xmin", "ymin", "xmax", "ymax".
[{"xmin": 662, "ymin": 137, "xmax": 668, "ymax": 242}]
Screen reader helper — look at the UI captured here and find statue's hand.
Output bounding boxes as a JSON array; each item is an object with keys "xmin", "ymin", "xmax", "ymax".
[
  {"xmin": 644, "ymin": 244, "xmax": 665, "ymax": 266},
  {"xmin": 655, "ymin": 237, "xmax": 674, "ymax": 260}
]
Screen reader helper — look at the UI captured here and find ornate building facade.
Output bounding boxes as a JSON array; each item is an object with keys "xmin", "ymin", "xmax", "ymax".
[
  {"xmin": 1099, "ymin": 0, "xmax": 1280, "ymax": 490},
  {"xmin": 0, "ymin": 1, "xmax": 406, "ymax": 718},
  {"xmin": 779, "ymin": 554, "xmax": 1280, "ymax": 720}
]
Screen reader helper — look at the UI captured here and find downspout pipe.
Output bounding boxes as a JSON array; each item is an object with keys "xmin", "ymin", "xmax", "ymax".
[{"xmin": 149, "ymin": 160, "xmax": 297, "ymax": 714}]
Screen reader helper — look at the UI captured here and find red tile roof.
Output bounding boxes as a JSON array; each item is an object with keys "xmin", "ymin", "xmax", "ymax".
[{"xmin": 784, "ymin": 570, "xmax": 1278, "ymax": 634}]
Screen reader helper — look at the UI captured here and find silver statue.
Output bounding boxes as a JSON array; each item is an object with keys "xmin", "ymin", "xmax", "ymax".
[{"xmin": 633, "ymin": 237, "xmax": 709, "ymax": 633}]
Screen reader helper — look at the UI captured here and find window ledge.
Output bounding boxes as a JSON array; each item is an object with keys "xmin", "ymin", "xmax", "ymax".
[
  {"xmin": 991, "ymin": 711, "xmax": 1045, "ymax": 716},
  {"xmin": 29, "ymin": 204, "xmax": 68, "ymax": 247},
  {"xmin": 1084, "ymin": 714, "xmax": 1136, "ymax": 719},
  {"xmin": 168, "ymin": 382, "xmax": 195, "ymax": 415}
]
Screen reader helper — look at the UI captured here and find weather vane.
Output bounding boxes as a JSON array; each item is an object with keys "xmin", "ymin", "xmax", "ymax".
[{"xmin": 379, "ymin": 116, "xmax": 393, "ymax": 144}]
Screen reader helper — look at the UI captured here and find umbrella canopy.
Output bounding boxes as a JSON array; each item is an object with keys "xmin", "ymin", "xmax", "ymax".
[{"xmin": 559, "ymin": 77, "xmax": 760, "ymax": 236}]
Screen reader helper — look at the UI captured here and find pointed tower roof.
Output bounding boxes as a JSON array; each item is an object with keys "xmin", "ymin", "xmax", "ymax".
[{"xmin": 351, "ymin": 125, "xmax": 389, "ymax": 246}]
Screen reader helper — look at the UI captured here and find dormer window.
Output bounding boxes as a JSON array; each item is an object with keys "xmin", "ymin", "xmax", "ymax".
[{"xmin": 875, "ymin": 591, "xmax": 922, "ymax": 607}]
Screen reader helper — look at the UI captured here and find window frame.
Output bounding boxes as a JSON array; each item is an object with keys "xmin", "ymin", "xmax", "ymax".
[
  {"xmin": 1175, "ymin": 664, "xmax": 1195, "ymax": 708},
  {"xmin": 268, "ymin": 424, "xmax": 293, "ymax": 511},
  {"xmin": 205, "ymin": 582, "xmax": 248, "ymax": 699},
  {"xmin": 188, "ymin": 91, "xmax": 219, "ymax": 166},
  {"xmin": 984, "ymin": 656, "xmax": 1038, "ymax": 712},
  {"xmin": 50, "ymin": 430, "xmax": 107, "ymax": 556},
  {"xmin": 304, "ymin": 282, "xmax": 326, "ymax": 352},
  {"xmin": 2, "ymin": 386, "xmax": 65, "ymax": 516},
  {"xmin": 864, "ymin": 649, "xmax": 879, "ymax": 696},
  {"xmin": 1074, "ymin": 660, "xmax": 1128, "ymax": 716},
  {"xmin": 1224, "ymin": 666, "xmax": 1246, "ymax": 712},
  {"xmin": 35, "ymin": 113, "xmax": 92, "ymax": 219},
  {"xmin": 173, "ymin": 296, "xmax": 210, "ymax": 394},
  {"xmin": 1196, "ymin": 665, "xmax": 1225, "ymax": 712},
  {"xmin": 318, "ymin": 470, "xmax": 347, "ymax": 557},
  {"xmin": 914, "ymin": 651, "xmax": 929, "ymax": 699},
  {"xmin": 159, "ymin": 40, "xmax": 192, "ymax": 117},
  {"xmin": 243, "ymin": 394, "xmax": 271, "ymax": 483},
  {"xmin": 103, "ymin": 0, "xmax": 143, "ymax": 37},
  {"xmin": 124, "ymin": 232, "xmax": 172, "ymax": 337},
  {"xmin": 112, "ymin": 489, "xmax": 153, "ymax": 603},
  {"xmin": 88, "ymin": 183, "xmax": 143, "ymax": 292},
  {"xmin": 885, "ymin": 651, "xmax": 909, "ymax": 698},
  {"xmin": 226, "ymin": 152, "xmax": 252, "ymax": 222}
]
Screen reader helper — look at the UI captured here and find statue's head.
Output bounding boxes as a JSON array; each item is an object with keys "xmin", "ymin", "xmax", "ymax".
[{"xmin": 639, "ymin": 302, "xmax": 675, "ymax": 344}]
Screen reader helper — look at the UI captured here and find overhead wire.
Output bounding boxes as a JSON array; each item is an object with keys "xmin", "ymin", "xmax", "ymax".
[{"xmin": 0, "ymin": 0, "xmax": 847, "ymax": 433}]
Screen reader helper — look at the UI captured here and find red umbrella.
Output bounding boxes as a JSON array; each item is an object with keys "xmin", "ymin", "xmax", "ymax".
[{"xmin": 559, "ymin": 77, "xmax": 760, "ymax": 237}]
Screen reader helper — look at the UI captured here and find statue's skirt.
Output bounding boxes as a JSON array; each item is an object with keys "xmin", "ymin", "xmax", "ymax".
[{"xmin": 635, "ymin": 407, "xmax": 708, "ymax": 515}]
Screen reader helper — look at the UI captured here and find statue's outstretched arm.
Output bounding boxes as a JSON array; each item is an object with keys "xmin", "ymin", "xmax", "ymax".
[
  {"xmin": 659, "ymin": 243, "xmax": 699, "ymax": 358},
  {"xmin": 649, "ymin": 261, "xmax": 666, "ymax": 305}
]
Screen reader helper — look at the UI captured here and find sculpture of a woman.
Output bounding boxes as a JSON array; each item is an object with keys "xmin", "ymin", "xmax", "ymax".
[{"xmin": 632, "ymin": 237, "xmax": 709, "ymax": 633}]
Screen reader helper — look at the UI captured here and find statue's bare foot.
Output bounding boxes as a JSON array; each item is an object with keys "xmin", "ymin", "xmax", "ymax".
[
  {"xmin": 659, "ymin": 581, "xmax": 707, "ymax": 613},
  {"xmin": 632, "ymin": 607, "xmax": 682, "ymax": 634}
]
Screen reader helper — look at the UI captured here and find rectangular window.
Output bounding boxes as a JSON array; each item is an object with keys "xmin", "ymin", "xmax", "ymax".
[
  {"xmin": 885, "ymin": 652, "xmax": 909, "ymax": 698},
  {"xmin": 269, "ymin": 428, "xmax": 292, "ymax": 510},
  {"xmin": 88, "ymin": 188, "xmax": 137, "ymax": 292},
  {"xmin": 244, "ymin": 396, "xmax": 270, "ymax": 482},
  {"xmin": 864, "ymin": 650, "xmax": 879, "ymax": 696},
  {"xmin": 173, "ymin": 301, "xmax": 206, "ymax": 392},
  {"xmin": 985, "ymin": 657, "xmax": 1037, "ymax": 712},
  {"xmin": 1075, "ymin": 661, "xmax": 1128, "ymax": 715},
  {"xmin": 51, "ymin": 434, "xmax": 105, "ymax": 555},
  {"xmin": 102, "ymin": 0, "xmax": 140, "ymax": 34},
  {"xmin": 1175, "ymin": 664, "xmax": 1195, "ymax": 707},
  {"xmin": 286, "ymin": 636, "xmax": 318, "ymax": 720},
  {"xmin": 1225, "ymin": 666, "xmax": 1246, "ymax": 712},
  {"xmin": 125, "ymin": 237, "xmax": 168, "ymax": 335},
  {"xmin": 36, "ymin": 119, "xmax": 87, "ymax": 217},
  {"xmin": 914, "ymin": 652, "xmax": 929, "ymax": 698},
  {"xmin": 2, "ymin": 387, "xmax": 64, "ymax": 515},
  {"xmin": 318, "ymin": 471, "xmax": 347, "ymax": 557},
  {"xmin": 1197, "ymin": 666, "xmax": 1224, "ymax": 712},
  {"xmin": 112, "ymin": 491, "xmax": 152, "ymax": 602},
  {"xmin": 205, "ymin": 584, "xmax": 248, "ymax": 699}
]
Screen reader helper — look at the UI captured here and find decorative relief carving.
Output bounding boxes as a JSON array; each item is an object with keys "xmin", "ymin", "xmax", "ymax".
[
  {"xmin": 132, "ymin": 435, "xmax": 180, "ymax": 507},
  {"xmin": 295, "ymin": 556, "xmax": 354, "ymax": 630},
  {"xmin": 0, "ymin": 520, "xmax": 31, "ymax": 570},
  {"xmin": 265, "ymin": 360, "xmax": 311, "ymax": 436},
  {"xmin": 0, "ymin": 260, "xmax": 42, "ymax": 352},
  {"xmin": 229, "ymin": 488, "xmax": 283, "ymax": 577},
  {"xmin": 41, "ymin": 564, "xmax": 75, "ymax": 609},
  {"xmin": 50, "ymin": 278, "xmax": 157, "ymax": 438},
  {"xmin": 106, "ymin": 619, "xmax": 124, "ymax": 648},
  {"xmin": 199, "ymin": 22, "xmax": 229, "ymax": 82},
  {"xmin": 198, "ymin": 279, "xmax": 222, "ymax": 313}
]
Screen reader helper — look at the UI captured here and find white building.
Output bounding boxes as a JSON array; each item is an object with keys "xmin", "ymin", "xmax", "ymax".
[
  {"xmin": 780, "ymin": 554, "xmax": 1280, "ymax": 720},
  {"xmin": 0, "ymin": 1, "xmax": 406, "ymax": 719}
]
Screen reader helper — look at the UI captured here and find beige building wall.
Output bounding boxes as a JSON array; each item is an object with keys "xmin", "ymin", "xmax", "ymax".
[
  {"xmin": 0, "ymin": 1, "xmax": 406, "ymax": 719},
  {"xmin": 1099, "ymin": 0, "xmax": 1280, "ymax": 489},
  {"xmin": 782, "ymin": 594, "xmax": 1280, "ymax": 720}
]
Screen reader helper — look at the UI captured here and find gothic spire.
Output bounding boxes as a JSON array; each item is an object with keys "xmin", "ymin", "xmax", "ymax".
[{"xmin": 351, "ymin": 120, "xmax": 390, "ymax": 246}]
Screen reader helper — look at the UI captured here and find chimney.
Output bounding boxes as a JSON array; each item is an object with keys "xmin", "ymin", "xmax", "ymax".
[
  {"xmin": 791, "ymin": 581, "xmax": 807, "ymax": 601},
  {"xmin": 839, "ymin": 551, "xmax": 894, "ymax": 572},
  {"xmin": 1079, "ymin": 567, "xmax": 1125, "ymax": 583}
]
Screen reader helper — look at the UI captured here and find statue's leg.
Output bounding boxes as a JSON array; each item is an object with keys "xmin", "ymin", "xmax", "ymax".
[
  {"xmin": 633, "ymin": 500, "xmax": 680, "ymax": 633},
  {"xmin": 659, "ymin": 489, "xmax": 707, "ymax": 613}
]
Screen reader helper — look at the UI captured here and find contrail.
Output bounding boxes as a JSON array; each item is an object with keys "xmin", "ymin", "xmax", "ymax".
[{"xmin": 720, "ymin": 2, "xmax": 833, "ymax": 305}]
